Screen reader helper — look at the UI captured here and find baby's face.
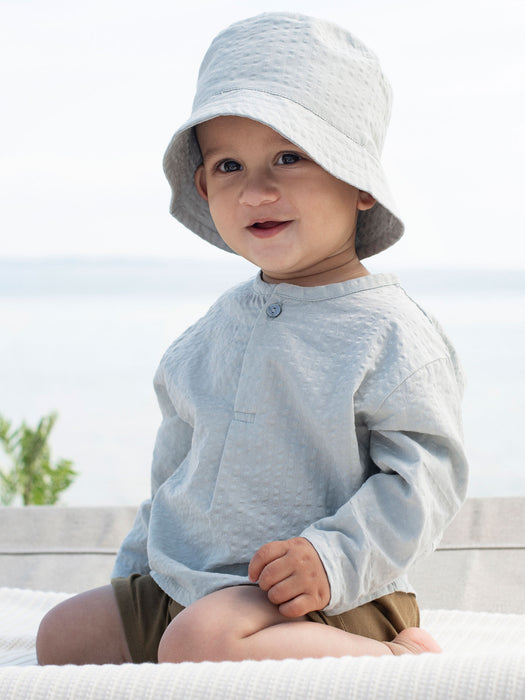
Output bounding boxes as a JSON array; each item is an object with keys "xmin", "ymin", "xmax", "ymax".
[{"xmin": 194, "ymin": 116, "xmax": 375, "ymax": 286}]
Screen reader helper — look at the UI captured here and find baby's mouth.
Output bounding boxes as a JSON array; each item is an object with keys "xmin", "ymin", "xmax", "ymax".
[
  {"xmin": 252, "ymin": 221, "xmax": 283, "ymax": 229},
  {"xmin": 248, "ymin": 220, "xmax": 291, "ymax": 237}
]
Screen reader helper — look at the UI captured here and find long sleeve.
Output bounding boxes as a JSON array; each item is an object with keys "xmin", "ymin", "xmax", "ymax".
[
  {"xmin": 112, "ymin": 498, "xmax": 152, "ymax": 577},
  {"xmin": 112, "ymin": 373, "xmax": 194, "ymax": 579},
  {"xmin": 302, "ymin": 356, "xmax": 468, "ymax": 615}
]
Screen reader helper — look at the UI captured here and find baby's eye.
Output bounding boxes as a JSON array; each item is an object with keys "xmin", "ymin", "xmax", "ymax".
[
  {"xmin": 277, "ymin": 153, "xmax": 302, "ymax": 165},
  {"xmin": 217, "ymin": 159, "xmax": 242, "ymax": 173}
]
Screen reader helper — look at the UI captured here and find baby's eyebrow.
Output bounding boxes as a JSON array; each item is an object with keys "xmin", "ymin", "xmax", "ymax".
[
  {"xmin": 274, "ymin": 135, "xmax": 301, "ymax": 149},
  {"xmin": 276, "ymin": 140, "xmax": 307, "ymax": 156},
  {"xmin": 199, "ymin": 146, "xmax": 229, "ymax": 162},
  {"xmin": 200, "ymin": 136, "xmax": 302, "ymax": 162}
]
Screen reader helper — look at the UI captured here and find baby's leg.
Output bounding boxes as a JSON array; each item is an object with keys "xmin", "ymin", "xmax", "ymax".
[
  {"xmin": 36, "ymin": 585, "xmax": 132, "ymax": 665},
  {"xmin": 157, "ymin": 585, "xmax": 440, "ymax": 663}
]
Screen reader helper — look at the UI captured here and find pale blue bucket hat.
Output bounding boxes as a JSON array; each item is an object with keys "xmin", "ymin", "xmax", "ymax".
[{"xmin": 163, "ymin": 12, "xmax": 403, "ymax": 259}]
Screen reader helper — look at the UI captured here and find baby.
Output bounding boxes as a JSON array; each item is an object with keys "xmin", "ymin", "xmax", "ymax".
[{"xmin": 37, "ymin": 13, "xmax": 468, "ymax": 664}]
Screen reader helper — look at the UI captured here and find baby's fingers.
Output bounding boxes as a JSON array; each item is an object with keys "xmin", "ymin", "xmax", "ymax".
[
  {"xmin": 277, "ymin": 593, "xmax": 315, "ymax": 619},
  {"xmin": 248, "ymin": 540, "xmax": 288, "ymax": 583}
]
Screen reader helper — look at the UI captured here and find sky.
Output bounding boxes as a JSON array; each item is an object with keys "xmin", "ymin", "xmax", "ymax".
[{"xmin": 1, "ymin": 0, "xmax": 524, "ymax": 269}]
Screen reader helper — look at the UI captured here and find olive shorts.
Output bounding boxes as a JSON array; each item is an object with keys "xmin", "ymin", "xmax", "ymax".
[{"xmin": 112, "ymin": 573, "xmax": 419, "ymax": 663}]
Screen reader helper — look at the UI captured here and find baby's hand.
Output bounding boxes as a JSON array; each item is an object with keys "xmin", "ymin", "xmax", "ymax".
[{"xmin": 248, "ymin": 537, "xmax": 330, "ymax": 617}]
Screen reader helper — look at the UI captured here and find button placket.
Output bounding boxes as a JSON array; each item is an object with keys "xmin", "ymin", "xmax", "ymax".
[{"xmin": 233, "ymin": 297, "xmax": 284, "ymax": 416}]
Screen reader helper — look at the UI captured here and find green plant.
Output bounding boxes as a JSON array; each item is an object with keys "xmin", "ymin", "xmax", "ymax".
[{"xmin": 0, "ymin": 412, "xmax": 77, "ymax": 505}]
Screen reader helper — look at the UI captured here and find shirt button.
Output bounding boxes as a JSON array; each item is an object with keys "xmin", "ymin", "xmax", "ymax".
[{"xmin": 266, "ymin": 303, "xmax": 282, "ymax": 318}]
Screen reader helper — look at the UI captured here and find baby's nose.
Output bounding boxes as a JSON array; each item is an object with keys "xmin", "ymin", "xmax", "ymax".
[{"xmin": 239, "ymin": 171, "xmax": 280, "ymax": 206}]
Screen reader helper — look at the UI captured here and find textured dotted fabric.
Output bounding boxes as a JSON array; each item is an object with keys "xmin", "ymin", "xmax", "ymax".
[
  {"xmin": 113, "ymin": 274, "xmax": 468, "ymax": 616},
  {"xmin": 162, "ymin": 12, "xmax": 403, "ymax": 259}
]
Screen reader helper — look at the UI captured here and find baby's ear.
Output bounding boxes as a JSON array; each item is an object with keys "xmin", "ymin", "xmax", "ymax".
[
  {"xmin": 357, "ymin": 191, "xmax": 376, "ymax": 211},
  {"xmin": 194, "ymin": 165, "xmax": 209, "ymax": 201}
]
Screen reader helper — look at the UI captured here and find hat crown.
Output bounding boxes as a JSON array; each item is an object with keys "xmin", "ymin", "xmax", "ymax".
[{"xmin": 195, "ymin": 13, "xmax": 392, "ymax": 160}]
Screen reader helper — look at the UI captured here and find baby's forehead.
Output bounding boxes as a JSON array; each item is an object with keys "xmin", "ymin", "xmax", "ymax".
[{"xmin": 195, "ymin": 116, "xmax": 301, "ymax": 152}]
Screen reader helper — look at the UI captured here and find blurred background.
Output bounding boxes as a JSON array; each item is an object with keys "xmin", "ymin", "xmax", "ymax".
[{"xmin": 1, "ymin": 0, "xmax": 524, "ymax": 504}]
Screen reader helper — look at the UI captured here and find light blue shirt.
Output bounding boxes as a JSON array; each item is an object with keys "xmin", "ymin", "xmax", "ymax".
[{"xmin": 113, "ymin": 273, "xmax": 468, "ymax": 614}]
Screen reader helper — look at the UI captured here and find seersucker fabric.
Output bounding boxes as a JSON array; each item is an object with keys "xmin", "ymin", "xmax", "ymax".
[
  {"xmin": 163, "ymin": 12, "xmax": 403, "ymax": 259},
  {"xmin": 113, "ymin": 274, "xmax": 468, "ymax": 615}
]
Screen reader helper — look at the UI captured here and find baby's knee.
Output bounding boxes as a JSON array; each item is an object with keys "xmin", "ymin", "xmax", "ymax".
[
  {"xmin": 157, "ymin": 604, "xmax": 212, "ymax": 663},
  {"xmin": 158, "ymin": 586, "xmax": 277, "ymax": 663},
  {"xmin": 36, "ymin": 586, "xmax": 129, "ymax": 666},
  {"xmin": 36, "ymin": 604, "xmax": 68, "ymax": 665},
  {"xmin": 158, "ymin": 591, "xmax": 246, "ymax": 663}
]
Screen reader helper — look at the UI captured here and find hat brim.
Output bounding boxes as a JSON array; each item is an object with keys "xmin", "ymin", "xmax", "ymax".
[{"xmin": 163, "ymin": 89, "xmax": 403, "ymax": 259}]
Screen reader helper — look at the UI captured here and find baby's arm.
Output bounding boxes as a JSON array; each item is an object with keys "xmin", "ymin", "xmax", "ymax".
[
  {"xmin": 113, "ymin": 386, "xmax": 193, "ymax": 577},
  {"xmin": 300, "ymin": 358, "xmax": 468, "ymax": 615},
  {"xmin": 112, "ymin": 499, "xmax": 151, "ymax": 577},
  {"xmin": 248, "ymin": 537, "xmax": 330, "ymax": 617}
]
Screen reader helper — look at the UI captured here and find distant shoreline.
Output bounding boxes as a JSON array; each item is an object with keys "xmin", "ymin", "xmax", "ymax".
[{"xmin": 0, "ymin": 258, "xmax": 523, "ymax": 298}]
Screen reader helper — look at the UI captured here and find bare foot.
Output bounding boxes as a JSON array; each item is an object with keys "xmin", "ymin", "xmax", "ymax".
[{"xmin": 384, "ymin": 627, "xmax": 442, "ymax": 656}]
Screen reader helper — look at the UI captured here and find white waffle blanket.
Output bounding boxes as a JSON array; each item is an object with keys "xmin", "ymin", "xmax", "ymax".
[{"xmin": 1, "ymin": 587, "xmax": 524, "ymax": 699}]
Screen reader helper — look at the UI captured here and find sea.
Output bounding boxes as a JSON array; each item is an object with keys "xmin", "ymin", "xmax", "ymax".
[{"xmin": 0, "ymin": 258, "xmax": 524, "ymax": 505}]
